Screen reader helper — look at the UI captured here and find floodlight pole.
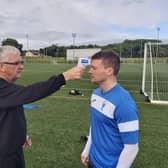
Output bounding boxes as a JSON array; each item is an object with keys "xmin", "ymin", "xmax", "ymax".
[
  {"xmin": 119, "ymin": 44, "xmax": 122, "ymax": 58},
  {"xmin": 156, "ymin": 27, "xmax": 160, "ymax": 54},
  {"xmin": 72, "ymin": 33, "xmax": 76, "ymax": 60},
  {"xmin": 26, "ymin": 34, "xmax": 29, "ymax": 51},
  {"xmin": 140, "ymin": 39, "xmax": 143, "ymax": 58},
  {"xmin": 157, "ymin": 27, "xmax": 160, "ymax": 42}
]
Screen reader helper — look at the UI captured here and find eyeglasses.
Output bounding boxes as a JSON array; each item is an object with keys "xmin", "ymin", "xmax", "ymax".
[{"xmin": 1, "ymin": 61, "xmax": 24, "ymax": 65}]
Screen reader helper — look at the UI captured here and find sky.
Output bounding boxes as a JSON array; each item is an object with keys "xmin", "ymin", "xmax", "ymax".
[{"xmin": 0, "ymin": 0, "xmax": 168, "ymax": 49}]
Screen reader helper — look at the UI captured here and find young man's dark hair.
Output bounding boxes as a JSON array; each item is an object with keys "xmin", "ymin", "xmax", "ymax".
[{"xmin": 91, "ymin": 50, "xmax": 120, "ymax": 76}]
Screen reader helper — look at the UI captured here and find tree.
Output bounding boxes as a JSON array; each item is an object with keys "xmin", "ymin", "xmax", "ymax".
[{"xmin": 1, "ymin": 38, "xmax": 23, "ymax": 53}]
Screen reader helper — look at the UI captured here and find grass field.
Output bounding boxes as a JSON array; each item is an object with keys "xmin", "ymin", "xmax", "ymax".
[{"xmin": 17, "ymin": 63, "xmax": 168, "ymax": 168}]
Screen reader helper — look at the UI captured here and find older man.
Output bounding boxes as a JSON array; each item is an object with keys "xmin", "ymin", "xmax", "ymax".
[{"xmin": 0, "ymin": 45, "xmax": 85, "ymax": 168}]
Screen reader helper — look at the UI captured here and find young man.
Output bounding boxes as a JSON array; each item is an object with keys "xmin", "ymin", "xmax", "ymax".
[
  {"xmin": 0, "ymin": 45, "xmax": 85, "ymax": 168},
  {"xmin": 81, "ymin": 51, "xmax": 139, "ymax": 168}
]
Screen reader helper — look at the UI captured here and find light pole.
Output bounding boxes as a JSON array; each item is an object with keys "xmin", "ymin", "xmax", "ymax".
[
  {"xmin": 72, "ymin": 33, "xmax": 76, "ymax": 60},
  {"xmin": 157, "ymin": 27, "xmax": 160, "ymax": 42},
  {"xmin": 119, "ymin": 44, "xmax": 122, "ymax": 58},
  {"xmin": 156, "ymin": 27, "xmax": 160, "ymax": 54},
  {"xmin": 25, "ymin": 34, "xmax": 30, "ymax": 57},
  {"xmin": 26, "ymin": 34, "xmax": 29, "ymax": 51}
]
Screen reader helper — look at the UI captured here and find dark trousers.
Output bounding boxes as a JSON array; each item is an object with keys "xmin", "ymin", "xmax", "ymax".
[
  {"xmin": 0, "ymin": 148, "xmax": 25, "ymax": 168},
  {"xmin": 88, "ymin": 159, "xmax": 96, "ymax": 168}
]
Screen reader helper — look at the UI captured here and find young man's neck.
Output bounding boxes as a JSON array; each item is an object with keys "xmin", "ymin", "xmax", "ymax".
[{"xmin": 100, "ymin": 77, "xmax": 117, "ymax": 92}]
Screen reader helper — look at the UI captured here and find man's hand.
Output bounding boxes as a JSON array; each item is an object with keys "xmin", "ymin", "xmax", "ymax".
[
  {"xmin": 81, "ymin": 155, "xmax": 89, "ymax": 166},
  {"xmin": 23, "ymin": 135, "xmax": 32, "ymax": 148},
  {"xmin": 63, "ymin": 66, "xmax": 85, "ymax": 81}
]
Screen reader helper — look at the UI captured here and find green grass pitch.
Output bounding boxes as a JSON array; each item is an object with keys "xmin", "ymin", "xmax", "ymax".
[{"xmin": 16, "ymin": 63, "xmax": 168, "ymax": 168}]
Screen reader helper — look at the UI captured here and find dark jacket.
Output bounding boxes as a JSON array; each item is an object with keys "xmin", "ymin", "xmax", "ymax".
[{"xmin": 0, "ymin": 74, "xmax": 65, "ymax": 157}]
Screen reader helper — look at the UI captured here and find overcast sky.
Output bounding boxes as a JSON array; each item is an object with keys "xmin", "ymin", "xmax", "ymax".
[{"xmin": 0, "ymin": 0, "xmax": 168, "ymax": 49}]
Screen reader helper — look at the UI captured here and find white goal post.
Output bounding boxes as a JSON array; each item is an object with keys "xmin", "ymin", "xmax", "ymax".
[{"xmin": 141, "ymin": 42, "xmax": 168, "ymax": 104}]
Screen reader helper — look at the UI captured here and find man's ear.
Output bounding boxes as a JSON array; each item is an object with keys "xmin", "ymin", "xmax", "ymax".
[{"xmin": 107, "ymin": 67, "xmax": 113, "ymax": 76}]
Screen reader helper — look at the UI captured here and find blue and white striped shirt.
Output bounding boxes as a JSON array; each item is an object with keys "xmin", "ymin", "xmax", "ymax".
[{"xmin": 90, "ymin": 83, "xmax": 139, "ymax": 168}]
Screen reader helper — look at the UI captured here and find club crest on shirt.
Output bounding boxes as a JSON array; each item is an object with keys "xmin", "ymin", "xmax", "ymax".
[{"xmin": 92, "ymin": 98, "xmax": 97, "ymax": 103}]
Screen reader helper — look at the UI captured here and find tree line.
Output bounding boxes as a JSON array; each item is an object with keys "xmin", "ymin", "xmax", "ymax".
[{"xmin": 1, "ymin": 38, "xmax": 162, "ymax": 58}]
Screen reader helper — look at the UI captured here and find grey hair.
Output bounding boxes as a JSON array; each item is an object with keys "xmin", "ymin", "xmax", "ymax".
[{"xmin": 0, "ymin": 45, "xmax": 21, "ymax": 62}]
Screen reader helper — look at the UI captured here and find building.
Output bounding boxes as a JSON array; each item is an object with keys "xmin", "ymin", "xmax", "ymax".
[
  {"xmin": 25, "ymin": 50, "xmax": 40, "ymax": 57},
  {"xmin": 66, "ymin": 48, "xmax": 101, "ymax": 61}
]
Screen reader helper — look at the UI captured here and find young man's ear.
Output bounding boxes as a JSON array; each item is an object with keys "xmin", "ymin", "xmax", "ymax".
[{"xmin": 107, "ymin": 67, "xmax": 113, "ymax": 76}]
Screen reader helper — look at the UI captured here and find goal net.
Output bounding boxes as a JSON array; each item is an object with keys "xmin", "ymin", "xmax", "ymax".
[{"xmin": 141, "ymin": 42, "xmax": 168, "ymax": 104}]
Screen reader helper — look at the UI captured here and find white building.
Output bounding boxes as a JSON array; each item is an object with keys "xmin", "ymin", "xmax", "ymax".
[
  {"xmin": 25, "ymin": 50, "xmax": 40, "ymax": 57},
  {"xmin": 66, "ymin": 48, "xmax": 101, "ymax": 61}
]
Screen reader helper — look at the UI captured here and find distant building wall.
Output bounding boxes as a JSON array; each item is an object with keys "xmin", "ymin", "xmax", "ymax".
[
  {"xmin": 66, "ymin": 48, "xmax": 101, "ymax": 61},
  {"xmin": 25, "ymin": 50, "xmax": 40, "ymax": 57}
]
